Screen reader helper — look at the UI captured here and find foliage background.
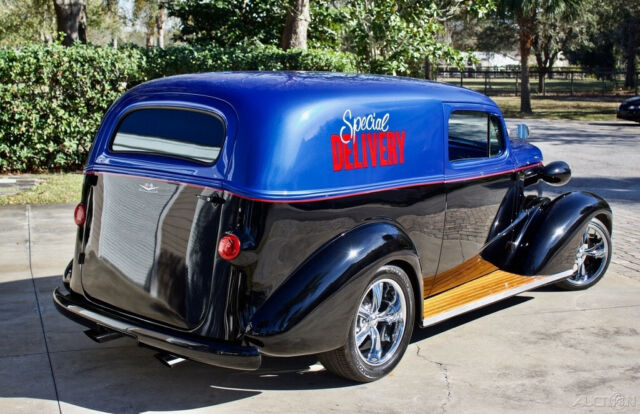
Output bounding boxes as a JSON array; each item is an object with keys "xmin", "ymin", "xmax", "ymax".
[{"xmin": 0, "ymin": 43, "xmax": 357, "ymax": 172}]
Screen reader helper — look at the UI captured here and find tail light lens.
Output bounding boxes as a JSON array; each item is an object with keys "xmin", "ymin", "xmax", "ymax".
[
  {"xmin": 74, "ymin": 203, "xmax": 86, "ymax": 226},
  {"xmin": 218, "ymin": 234, "xmax": 241, "ymax": 261}
]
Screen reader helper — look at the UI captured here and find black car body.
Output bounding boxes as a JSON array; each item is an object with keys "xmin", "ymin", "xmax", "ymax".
[{"xmin": 617, "ymin": 96, "xmax": 640, "ymax": 122}]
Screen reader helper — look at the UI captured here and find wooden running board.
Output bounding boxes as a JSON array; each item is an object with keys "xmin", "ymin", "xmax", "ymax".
[{"xmin": 422, "ymin": 268, "xmax": 574, "ymax": 327}]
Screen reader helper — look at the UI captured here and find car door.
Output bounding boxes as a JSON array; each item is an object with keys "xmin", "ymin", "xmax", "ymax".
[{"xmin": 431, "ymin": 103, "xmax": 516, "ymax": 295}]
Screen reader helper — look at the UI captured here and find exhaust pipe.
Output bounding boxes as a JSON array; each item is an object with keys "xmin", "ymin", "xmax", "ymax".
[
  {"xmin": 155, "ymin": 352, "xmax": 186, "ymax": 367},
  {"xmin": 84, "ymin": 328, "xmax": 123, "ymax": 343}
]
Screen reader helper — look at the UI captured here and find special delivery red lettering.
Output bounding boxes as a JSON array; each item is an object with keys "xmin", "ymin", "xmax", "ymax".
[{"xmin": 331, "ymin": 131, "xmax": 406, "ymax": 172}]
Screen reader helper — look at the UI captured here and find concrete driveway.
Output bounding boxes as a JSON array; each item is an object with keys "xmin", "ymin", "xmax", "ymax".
[{"xmin": 1, "ymin": 119, "xmax": 639, "ymax": 413}]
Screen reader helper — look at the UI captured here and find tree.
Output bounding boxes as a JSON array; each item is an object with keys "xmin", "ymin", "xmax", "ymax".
[
  {"xmin": 449, "ymin": 16, "xmax": 518, "ymax": 54},
  {"xmin": 618, "ymin": 3, "xmax": 640, "ymax": 88},
  {"xmin": 166, "ymin": 0, "xmax": 494, "ymax": 78},
  {"xmin": 0, "ymin": 0, "xmax": 56, "ymax": 46},
  {"xmin": 281, "ymin": 0, "xmax": 311, "ymax": 50},
  {"xmin": 156, "ymin": 4, "xmax": 168, "ymax": 48},
  {"xmin": 307, "ymin": 0, "xmax": 345, "ymax": 49},
  {"xmin": 339, "ymin": 0, "xmax": 494, "ymax": 76},
  {"xmin": 132, "ymin": 0, "xmax": 169, "ymax": 48},
  {"xmin": 105, "ymin": 0, "xmax": 120, "ymax": 47},
  {"xmin": 565, "ymin": 1, "xmax": 639, "ymax": 89},
  {"xmin": 53, "ymin": 0, "xmax": 87, "ymax": 46},
  {"xmin": 497, "ymin": 0, "xmax": 578, "ymax": 114},
  {"xmin": 167, "ymin": 0, "xmax": 287, "ymax": 47},
  {"xmin": 532, "ymin": 3, "xmax": 591, "ymax": 93},
  {"xmin": 0, "ymin": 0, "xmax": 127, "ymax": 47}
]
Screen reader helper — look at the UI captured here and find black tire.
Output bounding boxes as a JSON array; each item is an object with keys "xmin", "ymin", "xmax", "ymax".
[
  {"xmin": 555, "ymin": 217, "xmax": 611, "ymax": 291},
  {"xmin": 318, "ymin": 264, "xmax": 415, "ymax": 382}
]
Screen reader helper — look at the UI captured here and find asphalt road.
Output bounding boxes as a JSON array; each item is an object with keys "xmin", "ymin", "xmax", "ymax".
[{"xmin": 1, "ymin": 118, "xmax": 639, "ymax": 413}]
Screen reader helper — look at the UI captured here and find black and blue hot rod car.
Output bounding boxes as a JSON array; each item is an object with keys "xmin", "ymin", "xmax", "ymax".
[{"xmin": 54, "ymin": 72, "xmax": 612, "ymax": 382}]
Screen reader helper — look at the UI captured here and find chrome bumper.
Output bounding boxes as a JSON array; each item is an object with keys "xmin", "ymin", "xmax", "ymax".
[{"xmin": 53, "ymin": 287, "xmax": 261, "ymax": 370}]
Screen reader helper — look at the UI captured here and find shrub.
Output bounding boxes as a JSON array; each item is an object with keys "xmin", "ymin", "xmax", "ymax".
[
  {"xmin": 0, "ymin": 45, "xmax": 146, "ymax": 171},
  {"xmin": 0, "ymin": 43, "xmax": 357, "ymax": 172},
  {"xmin": 142, "ymin": 43, "xmax": 358, "ymax": 77}
]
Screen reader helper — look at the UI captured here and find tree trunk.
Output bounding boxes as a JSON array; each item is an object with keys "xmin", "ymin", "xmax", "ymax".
[
  {"xmin": 106, "ymin": 0, "xmax": 118, "ymax": 48},
  {"xmin": 624, "ymin": 17, "xmax": 639, "ymax": 89},
  {"xmin": 40, "ymin": 7, "xmax": 54, "ymax": 44},
  {"xmin": 146, "ymin": 33, "xmax": 154, "ymax": 48},
  {"xmin": 53, "ymin": 0, "xmax": 87, "ymax": 46},
  {"xmin": 156, "ymin": 6, "xmax": 168, "ymax": 49},
  {"xmin": 281, "ymin": 0, "xmax": 310, "ymax": 50},
  {"xmin": 537, "ymin": 70, "xmax": 545, "ymax": 95},
  {"xmin": 534, "ymin": 49, "xmax": 545, "ymax": 94},
  {"xmin": 517, "ymin": 16, "xmax": 534, "ymax": 114},
  {"xmin": 548, "ymin": 53, "xmax": 557, "ymax": 79},
  {"xmin": 424, "ymin": 59, "xmax": 432, "ymax": 80}
]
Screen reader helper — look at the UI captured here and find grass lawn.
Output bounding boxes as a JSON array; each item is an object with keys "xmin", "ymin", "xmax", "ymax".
[
  {"xmin": 491, "ymin": 96, "xmax": 621, "ymax": 121},
  {"xmin": 0, "ymin": 173, "xmax": 83, "ymax": 206}
]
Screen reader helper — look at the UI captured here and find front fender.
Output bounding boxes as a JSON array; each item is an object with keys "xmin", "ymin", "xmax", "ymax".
[
  {"xmin": 245, "ymin": 220, "xmax": 421, "ymax": 356},
  {"xmin": 482, "ymin": 191, "xmax": 611, "ymax": 276}
]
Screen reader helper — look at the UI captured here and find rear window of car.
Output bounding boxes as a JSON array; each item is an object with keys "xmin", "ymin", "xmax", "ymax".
[
  {"xmin": 448, "ymin": 111, "xmax": 503, "ymax": 162},
  {"xmin": 111, "ymin": 108, "xmax": 225, "ymax": 164}
]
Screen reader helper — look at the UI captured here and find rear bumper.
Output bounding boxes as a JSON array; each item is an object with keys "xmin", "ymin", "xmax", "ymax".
[{"xmin": 53, "ymin": 287, "xmax": 261, "ymax": 370}]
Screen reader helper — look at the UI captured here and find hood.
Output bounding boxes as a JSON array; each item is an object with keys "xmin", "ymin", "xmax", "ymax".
[{"xmin": 510, "ymin": 138, "xmax": 543, "ymax": 166}]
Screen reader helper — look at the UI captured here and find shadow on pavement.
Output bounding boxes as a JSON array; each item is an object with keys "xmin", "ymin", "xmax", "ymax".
[
  {"xmin": 542, "ymin": 176, "xmax": 640, "ymax": 205},
  {"xmin": 588, "ymin": 122, "xmax": 640, "ymax": 127},
  {"xmin": 411, "ymin": 296, "xmax": 533, "ymax": 343},
  {"xmin": 0, "ymin": 275, "xmax": 533, "ymax": 412},
  {"xmin": 1, "ymin": 276, "xmax": 354, "ymax": 412}
]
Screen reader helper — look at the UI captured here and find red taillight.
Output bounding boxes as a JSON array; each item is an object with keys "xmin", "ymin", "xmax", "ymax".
[
  {"xmin": 74, "ymin": 203, "xmax": 86, "ymax": 226},
  {"xmin": 218, "ymin": 234, "xmax": 241, "ymax": 261}
]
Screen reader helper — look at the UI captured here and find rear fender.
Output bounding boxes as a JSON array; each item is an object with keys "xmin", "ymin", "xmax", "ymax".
[
  {"xmin": 482, "ymin": 191, "xmax": 611, "ymax": 276},
  {"xmin": 245, "ymin": 221, "xmax": 421, "ymax": 356}
]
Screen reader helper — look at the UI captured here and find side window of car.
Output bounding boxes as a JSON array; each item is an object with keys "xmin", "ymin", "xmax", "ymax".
[{"xmin": 448, "ymin": 111, "xmax": 504, "ymax": 162}]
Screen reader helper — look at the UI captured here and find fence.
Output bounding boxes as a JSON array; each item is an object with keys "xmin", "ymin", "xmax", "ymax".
[{"xmin": 436, "ymin": 68, "xmax": 639, "ymax": 97}]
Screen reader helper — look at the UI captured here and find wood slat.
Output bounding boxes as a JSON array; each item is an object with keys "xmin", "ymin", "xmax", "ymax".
[
  {"xmin": 423, "ymin": 270, "xmax": 545, "ymax": 320},
  {"xmin": 424, "ymin": 255, "xmax": 498, "ymax": 297}
]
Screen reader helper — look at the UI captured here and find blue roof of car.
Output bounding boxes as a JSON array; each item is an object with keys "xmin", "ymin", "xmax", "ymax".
[
  {"xmin": 131, "ymin": 71, "xmax": 496, "ymax": 106},
  {"xmin": 87, "ymin": 71, "xmax": 536, "ymax": 202}
]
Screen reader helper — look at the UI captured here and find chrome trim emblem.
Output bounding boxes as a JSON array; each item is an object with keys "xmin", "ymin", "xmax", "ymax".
[{"xmin": 139, "ymin": 183, "xmax": 159, "ymax": 193}]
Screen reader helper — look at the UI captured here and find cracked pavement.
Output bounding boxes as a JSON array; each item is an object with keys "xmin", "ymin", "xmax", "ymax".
[
  {"xmin": 1, "ymin": 118, "xmax": 639, "ymax": 413},
  {"xmin": 416, "ymin": 345, "xmax": 452, "ymax": 414}
]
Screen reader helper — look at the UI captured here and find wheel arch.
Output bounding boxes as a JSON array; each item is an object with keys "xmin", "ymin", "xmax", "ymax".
[
  {"xmin": 386, "ymin": 258, "xmax": 423, "ymax": 327},
  {"xmin": 245, "ymin": 220, "xmax": 422, "ymax": 356},
  {"xmin": 482, "ymin": 191, "xmax": 612, "ymax": 276},
  {"xmin": 595, "ymin": 211, "xmax": 612, "ymax": 235}
]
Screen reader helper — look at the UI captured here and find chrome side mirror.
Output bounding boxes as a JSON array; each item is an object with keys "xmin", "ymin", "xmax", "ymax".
[{"xmin": 516, "ymin": 124, "xmax": 529, "ymax": 140}]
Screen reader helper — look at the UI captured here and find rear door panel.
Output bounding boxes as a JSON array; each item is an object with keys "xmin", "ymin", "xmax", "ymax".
[{"xmin": 81, "ymin": 174, "xmax": 222, "ymax": 329}]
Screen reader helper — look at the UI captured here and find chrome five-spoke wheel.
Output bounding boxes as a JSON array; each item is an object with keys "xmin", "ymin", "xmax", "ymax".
[
  {"xmin": 318, "ymin": 265, "xmax": 415, "ymax": 382},
  {"xmin": 354, "ymin": 278, "xmax": 406, "ymax": 366},
  {"xmin": 556, "ymin": 217, "xmax": 611, "ymax": 290}
]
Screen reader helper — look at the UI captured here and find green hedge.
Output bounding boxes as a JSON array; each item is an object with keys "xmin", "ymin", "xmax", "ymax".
[
  {"xmin": 0, "ymin": 44, "xmax": 357, "ymax": 172},
  {"xmin": 143, "ymin": 44, "xmax": 359, "ymax": 78}
]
